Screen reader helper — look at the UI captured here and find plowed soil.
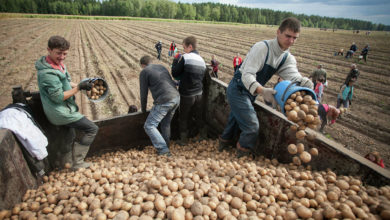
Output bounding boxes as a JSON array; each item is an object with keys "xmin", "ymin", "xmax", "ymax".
[{"xmin": 0, "ymin": 18, "xmax": 389, "ymax": 168}]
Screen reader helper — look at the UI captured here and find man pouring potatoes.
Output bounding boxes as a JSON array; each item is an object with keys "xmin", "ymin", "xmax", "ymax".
[
  {"xmin": 36, "ymin": 36, "xmax": 98, "ymax": 170},
  {"xmin": 218, "ymin": 17, "xmax": 313, "ymax": 158}
]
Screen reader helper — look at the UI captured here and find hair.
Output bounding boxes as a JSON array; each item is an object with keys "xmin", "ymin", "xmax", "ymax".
[
  {"xmin": 317, "ymin": 78, "xmax": 324, "ymax": 83},
  {"xmin": 140, "ymin": 55, "xmax": 152, "ymax": 66},
  {"xmin": 183, "ymin": 36, "xmax": 197, "ymax": 50},
  {"xmin": 365, "ymin": 151, "xmax": 382, "ymax": 164},
  {"xmin": 318, "ymin": 64, "xmax": 323, "ymax": 68},
  {"xmin": 279, "ymin": 17, "xmax": 301, "ymax": 33},
  {"xmin": 350, "ymin": 64, "xmax": 357, "ymax": 69},
  {"xmin": 48, "ymin": 36, "xmax": 70, "ymax": 50}
]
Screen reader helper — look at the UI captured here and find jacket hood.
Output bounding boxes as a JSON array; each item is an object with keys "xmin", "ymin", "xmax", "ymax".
[{"xmin": 35, "ymin": 56, "xmax": 53, "ymax": 71}]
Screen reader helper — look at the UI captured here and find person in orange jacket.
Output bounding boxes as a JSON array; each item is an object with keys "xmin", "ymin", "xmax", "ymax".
[
  {"xmin": 365, "ymin": 151, "xmax": 385, "ymax": 168},
  {"xmin": 233, "ymin": 53, "xmax": 242, "ymax": 72}
]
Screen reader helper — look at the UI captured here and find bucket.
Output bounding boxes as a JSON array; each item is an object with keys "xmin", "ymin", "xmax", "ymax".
[
  {"xmin": 81, "ymin": 77, "xmax": 109, "ymax": 103},
  {"xmin": 274, "ymin": 80, "xmax": 317, "ymax": 115}
]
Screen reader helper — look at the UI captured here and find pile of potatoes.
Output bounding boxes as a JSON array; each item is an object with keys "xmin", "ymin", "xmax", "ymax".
[
  {"xmin": 86, "ymin": 79, "xmax": 107, "ymax": 101},
  {"xmin": 1, "ymin": 139, "xmax": 390, "ymax": 220},
  {"xmin": 283, "ymin": 91, "xmax": 322, "ymax": 165}
]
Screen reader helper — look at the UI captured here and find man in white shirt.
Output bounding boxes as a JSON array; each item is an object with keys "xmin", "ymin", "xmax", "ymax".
[{"xmin": 219, "ymin": 17, "xmax": 313, "ymax": 157}]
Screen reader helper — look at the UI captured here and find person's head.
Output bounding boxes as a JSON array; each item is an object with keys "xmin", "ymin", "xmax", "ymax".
[
  {"xmin": 128, "ymin": 105, "xmax": 138, "ymax": 113},
  {"xmin": 352, "ymin": 42, "xmax": 355, "ymax": 45},
  {"xmin": 277, "ymin": 17, "xmax": 301, "ymax": 51},
  {"xmin": 317, "ymin": 64, "xmax": 323, "ymax": 69},
  {"xmin": 47, "ymin": 36, "xmax": 70, "ymax": 65},
  {"xmin": 212, "ymin": 55, "xmax": 215, "ymax": 60},
  {"xmin": 182, "ymin": 36, "xmax": 197, "ymax": 53},
  {"xmin": 140, "ymin": 55, "xmax": 152, "ymax": 68},
  {"xmin": 328, "ymin": 105, "xmax": 340, "ymax": 123},
  {"xmin": 366, "ymin": 151, "xmax": 382, "ymax": 164},
  {"xmin": 237, "ymin": 53, "xmax": 240, "ymax": 57},
  {"xmin": 317, "ymin": 77, "xmax": 324, "ymax": 83},
  {"xmin": 350, "ymin": 63, "xmax": 357, "ymax": 69}
]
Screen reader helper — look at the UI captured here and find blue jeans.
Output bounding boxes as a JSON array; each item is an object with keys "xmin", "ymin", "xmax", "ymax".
[
  {"xmin": 221, "ymin": 79, "xmax": 259, "ymax": 150},
  {"xmin": 144, "ymin": 96, "xmax": 180, "ymax": 154}
]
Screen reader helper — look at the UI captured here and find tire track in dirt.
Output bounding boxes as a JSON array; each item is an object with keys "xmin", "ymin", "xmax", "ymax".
[
  {"xmin": 88, "ymin": 22, "xmax": 138, "ymax": 103},
  {"xmin": 81, "ymin": 22, "xmax": 128, "ymax": 116}
]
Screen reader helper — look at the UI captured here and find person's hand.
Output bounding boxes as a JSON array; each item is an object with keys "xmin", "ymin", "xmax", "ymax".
[
  {"xmin": 78, "ymin": 80, "xmax": 93, "ymax": 91},
  {"xmin": 300, "ymin": 77, "xmax": 314, "ymax": 89},
  {"xmin": 262, "ymin": 87, "xmax": 277, "ymax": 108}
]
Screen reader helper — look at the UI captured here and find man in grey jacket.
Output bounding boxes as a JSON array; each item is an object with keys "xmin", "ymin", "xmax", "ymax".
[
  {"xmin": 139, "ymin": 55, "xmax": 180, "ymax": 156},
  {"xmin": 219, "ymin": 17, "xmax": 313, "ymax": 158}
]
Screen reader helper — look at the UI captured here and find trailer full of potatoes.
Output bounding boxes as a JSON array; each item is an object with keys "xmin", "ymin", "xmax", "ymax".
[{"xmin": 1, "ymin": 140, "xmax": 389, "ymax": 220}]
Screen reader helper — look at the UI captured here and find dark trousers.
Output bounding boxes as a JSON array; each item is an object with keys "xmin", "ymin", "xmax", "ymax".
[
  {"xmin": 157, "ymin": 50, "xmax": 161, "ymax": 60},
  {"xmin": 179, "ymin": 95, "xmax": 203, "ymax": 135},
  {"xmin": 64, "ymin": 117, "xmax": 99, "ymax": 151}
]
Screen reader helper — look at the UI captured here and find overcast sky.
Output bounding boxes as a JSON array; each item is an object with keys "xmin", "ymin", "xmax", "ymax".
[{"xmin": 173, "ymin": 0, "xmax": 390, "ymax": 25}]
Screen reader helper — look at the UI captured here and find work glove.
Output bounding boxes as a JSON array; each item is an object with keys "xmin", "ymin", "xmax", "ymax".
[
  {"xmin": 262, "ymin": 87, "xmax": 277, "ymax": 108},
  {"xmin": 299, "ymin": 77, "xmax": 314, "ymax": 89},
  {"xmin": 78, "ymin": 80, "xmax": 93, "ymax": 91}
]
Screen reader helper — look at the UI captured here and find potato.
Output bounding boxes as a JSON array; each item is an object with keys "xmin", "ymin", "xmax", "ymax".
[
  {"xmin": 293, "ymin": 156, "xmax": 301, "ymax": 166},
  {"xmin": 304, "ymin": 115, "xmax": 314, "ymax": 123},
  {"xmin": 296, "ymin": 206, "xmax": 312, "ymax": 218},
  {"xmin": 297, "ymin": 143, "xmax": 305, "ymax": 153},
  {"xmin": 300, "ymin": 151, "xmax": 312, "ymax": 163},
  {"xmin": 309, "ymin": 148, "xmax": 318, "ymax": 156},
  {"xmin": 190, "ymin": 201, "xmax": 203, "ymax": 216},
  {"xmin": 297, "ymin": 110, "xmax": 306, "ymax": 120},
  {"xmin": 296, "ymin": 130, "xmax": 306, "ymax": 140},
  {"xmin": 300, "ymin": 104, "xmax": 309, "ymax": 113},
  {"xmin": 323, "ymin": 206, "xmax": 337, "ymax": 218},
  {"xmin": 285, "ymin": 105, "xmax": 292, "ymax": 111},
  {"xmin": 303, "ymin": 95, "xmax": 312, "ymax": 103},
  {"xmin": 295, "ymin": 95, "xmax": 303, "ymax": 103},
  {"xmin": 288, "ymin": 144, "xmax": 298, "ymax": 155},
  {"xmin": 286, "ymin": 98, "xmax": 294, "ymax": 104},
  {"xmin": 290, "ymin": 93, "xmax": 297, "ymax": 99},
  {"xmin": 290, "ymin": 102, "xmax": 297, "ymax": 108},
  {"xmin": 308, "ymin": 109, "xmax": 318, "ymax": 117},
  {"xmin": 287, "ymin": 111, "xmax": 298, "ymax": 122}
]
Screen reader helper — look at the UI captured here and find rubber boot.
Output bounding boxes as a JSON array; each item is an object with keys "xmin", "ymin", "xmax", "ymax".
[
  {"xmin": 218, "ymin": 137, "xmax": 233, "ymax": 152},
  {"xmin": 72, "ymin": 142, "xmax": 91, "ymax": 170},
  {"xmin": 197, "ymin": 128, "xmax": 208, "ymax": 142},
  {"xmin": 177, "ymin": 132, "xmax": 188, "ymax": 146},
  {"xmin": 61, "ymin": 151, "xmax": 73, "ymax": 169},
  {"xmin": 236, "ymin": 142, "xmax": 251, "ymax": 158}
]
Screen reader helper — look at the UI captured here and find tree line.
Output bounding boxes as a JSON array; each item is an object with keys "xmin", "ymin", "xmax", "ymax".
[{"xmin": 1, "ymin": 0, "xmax": 388, "ymax": 31}]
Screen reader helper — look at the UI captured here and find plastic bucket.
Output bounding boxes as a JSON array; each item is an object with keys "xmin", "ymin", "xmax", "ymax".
[
  {"xmin": 274, "ymin": 80, "xmax": 317, "ymax": 115},
  {"xmin": 81, "ymin": 77, "xmax": 109, "ymax": 103}
]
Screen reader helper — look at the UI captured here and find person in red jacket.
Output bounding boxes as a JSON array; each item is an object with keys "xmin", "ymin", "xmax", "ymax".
[
  {"xmin": 169, "ymin": 41, "xmax": 176, "ymax": 57},
  {"xmin": 233, "ymin": 53, "xmax": 242, "ymax": 72},
  {"xmin": 211, "ymin": 55, "xmax": 219, "ymax": 78},
  {"xmin": 365, "ymin": 151, "xmax": 385, "ymax": 168}
]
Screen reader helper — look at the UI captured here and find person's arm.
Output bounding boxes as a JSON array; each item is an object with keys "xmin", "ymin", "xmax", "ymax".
[
  {"xmin": 339, "ymin": 84, "xmax": 346, "ymax": 100},
  {"xmin": 139, "ymin": 70, "xmax": 149, "ymax": 113},
  {"xmin": 172, "ymin": 56, "xmax": 185, "ymax": 80},
  {"xmin": 240, "ymin": 42, "xmax": 268, "ymax": 95},
  {"xmin": 63, "ymin": 87, "xmax": 79, "ymax": 100},
  {"xmin": 318, "ymin": 84, "xmax": 323, "ymax": 99}
]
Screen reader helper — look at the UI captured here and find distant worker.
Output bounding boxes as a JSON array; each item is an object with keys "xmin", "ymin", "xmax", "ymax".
[
  {"xmin": 318, "ymin": 104, "xmax": 340, "ymax": 133},
  {"xmin": 345, "ymin": 42, "xmax": 357, "ymax": 58},
  {"xmin": 36, "ymin": 36, "xmax": 98, "ymax": 170},
  {"xmin": 210, "ymin": 55, "xmax": 219, "ymax": 78},
  {"xmin": 233, "ymin": 53, "xmax": 243, "ymax": 72},
  {"xmin": 337, "ymin": 79, "xmax": 355, "ymax": 109},
  {"xmin": 155, "ymin": 41, "xmax": 162, "ymax": 60},
  {"xmin": 139, "ymin": 55, "xmax": 180, "ymax": 156},
  {"xmin": 218, "ymin": 17, "xmax": 313, "ymax": 158},
  {"xmin": 172, "ymin": 36, "xmax": 206, "ymax": 145},
  {"xmin": 344, "ymin": 64, "xmax": 360, "ymax": 85},
  {"xmin": 310, "ymin": 64, "xmax": 327, "ymax": 88},
  {"xmin": 365, "ymin": 151, "xmax": 385, "ymax": 168},
  {"xmin": 314, "ymin": 77, "xmax": 325, "ymax": 103},
  {"xmin": 337, "ymin": 48, "xmax": 344, "ymax": 56},
  {"xmin": 169, "ymin": 41, "xmax": 176, "ymax": 57},
  {"xmin": 359, "ymin": 44, "xmax": 369, "ymax": 63}
]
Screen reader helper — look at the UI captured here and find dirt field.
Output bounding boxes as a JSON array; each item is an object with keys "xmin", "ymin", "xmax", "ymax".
[{"xmin": 0, "ymin": 18, "xmax": 389, "ymax": 168}]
